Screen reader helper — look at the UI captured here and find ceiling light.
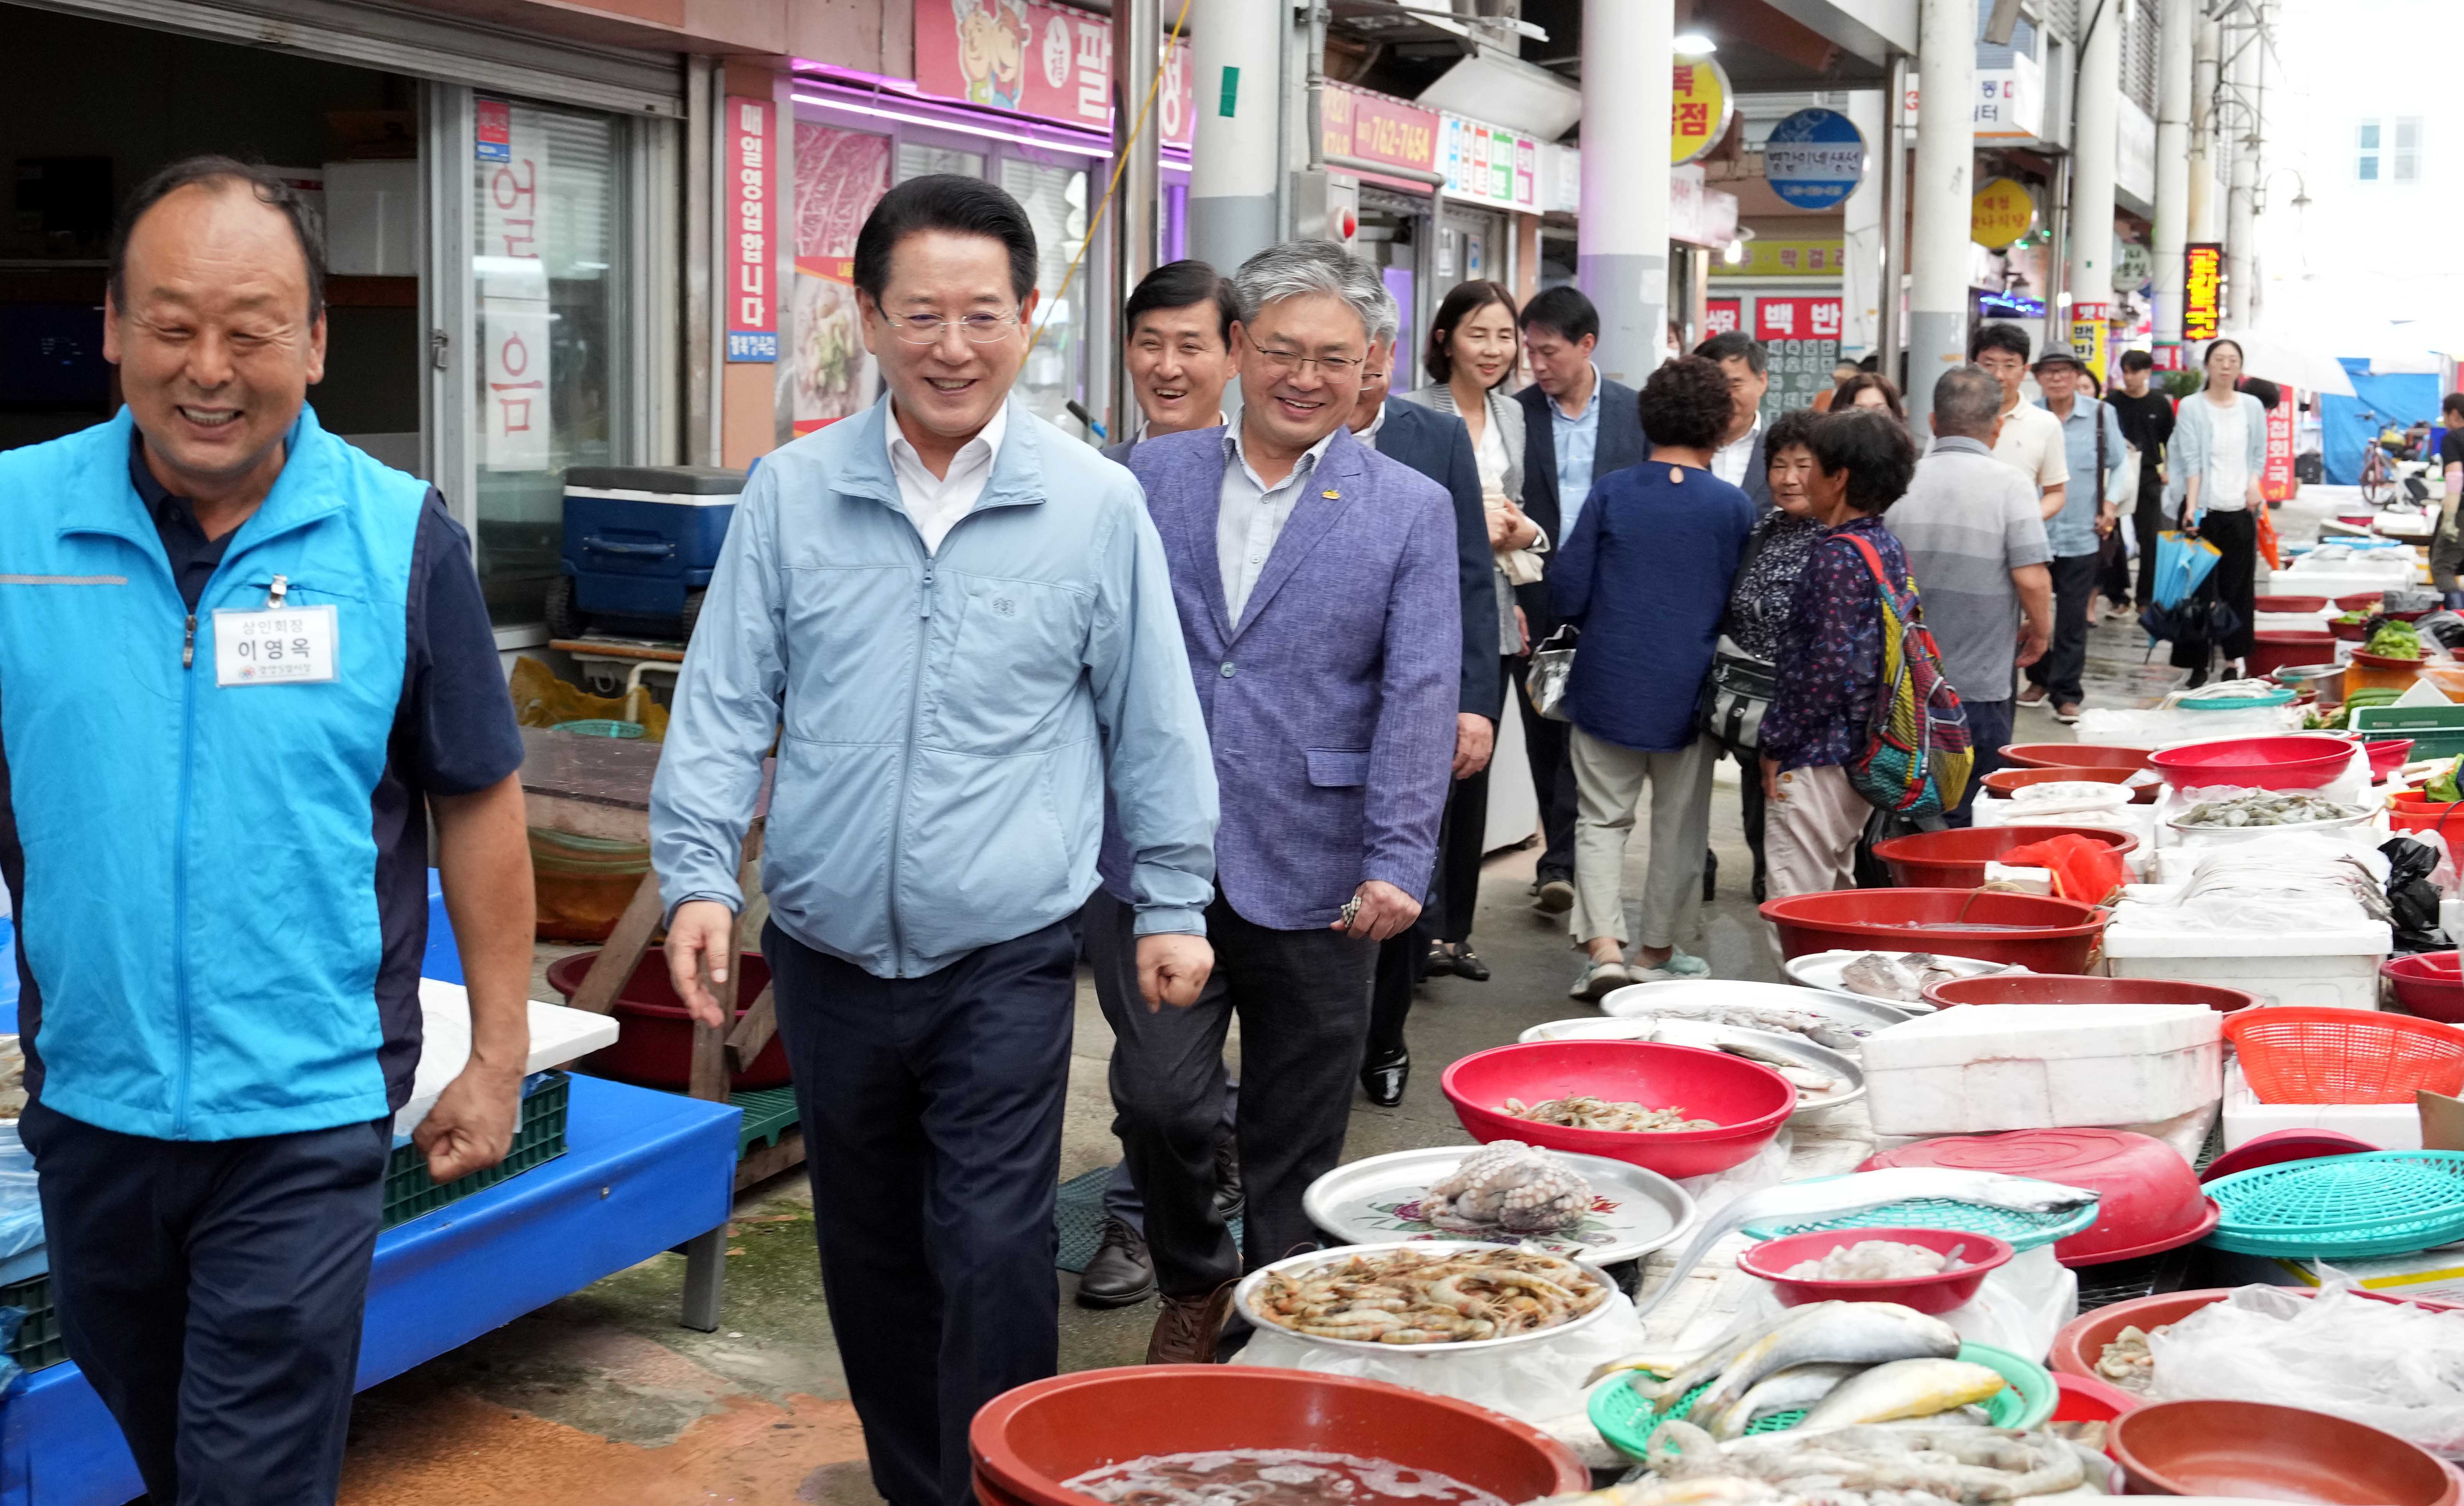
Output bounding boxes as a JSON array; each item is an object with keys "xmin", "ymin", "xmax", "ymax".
[
  {"xmin": 1672, "ymin": 33, "xmax": 1717, "ymax": 54},
  {"xmin": 1723, "ymin": 238, "xmax": 1745, "ymax": 264}
]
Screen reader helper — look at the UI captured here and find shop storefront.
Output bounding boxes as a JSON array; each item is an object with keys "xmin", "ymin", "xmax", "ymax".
[
  {"xmin": 0, "ymin": 0, "xmax": 688, "ymax": 638},
  {"xmin": 1436, "ymin": 112, "xmax": 1544, "ymax": 311},
  {"xmin": 1321, "ymin": 82, "xmax": 1443, "ymax": 387},
  {"xmin": 780, "ymin": 0, "xmax": 1196, "ymax": 447}
]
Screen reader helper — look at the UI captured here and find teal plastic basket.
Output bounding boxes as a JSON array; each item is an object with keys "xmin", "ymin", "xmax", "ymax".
[
  {"xmin": 2179, "ymin": 684, "xmax": 2295, "ymax": 710},
  {"xmin": 553, "ymin": 718, "xmax": 645, "ymax": 739},
  {"xmin": 2204, "ymin": 1150, "xmax": 2464, "ymax": 1259},
  {"xmin": 1588, "ymin": 1341, "xmax": 2056, "ymax": 1460},
  {"xmin": 1740, "ymin": 1194, "xmax": 2099, "ymax": 1253}
]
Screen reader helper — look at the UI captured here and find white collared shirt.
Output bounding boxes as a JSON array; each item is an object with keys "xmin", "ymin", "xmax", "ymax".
[
  {"xmin": 1131, "ymin": 410, "xmax": 1229, "ymax": 446},
  {"xmin": 887, "ymin": 401, "xmax": 1009, "ymax": 555},
  {"xmin": 1711, "ymin": 412, "xmax": 1761, "ymax": 489},
  {"xmin": 1354, "ymin": 400, "xmax": 1390, "ymax": 450},
  {"xmin": 1218, "ymin": 423, "xmax": 1338, "ymax": 623}
]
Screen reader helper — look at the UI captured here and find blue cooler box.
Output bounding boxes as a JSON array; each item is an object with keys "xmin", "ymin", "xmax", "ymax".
[{"xmin": 551, "ymin": 465, "xmax": 744, "ymax": 641}]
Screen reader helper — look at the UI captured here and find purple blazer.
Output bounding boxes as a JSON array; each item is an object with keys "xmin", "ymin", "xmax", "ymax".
[{"xmin": 1105, "ymin": 424, "xmax": 1458, "ymax": 931}]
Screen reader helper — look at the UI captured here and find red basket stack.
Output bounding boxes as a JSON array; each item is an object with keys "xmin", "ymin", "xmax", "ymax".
[{"xmin": 2222, "ymin": 1007, "xmax": 2464, "ymax": 1103}]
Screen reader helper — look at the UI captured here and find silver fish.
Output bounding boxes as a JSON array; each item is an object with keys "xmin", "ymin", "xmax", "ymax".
[
  {"xmin": 1631, "ymin": 1168, "xmax": 2100, "ymax": 1318},
  {"xmin": 1708, "ymin": 1361, "xmax": 1863, "ymax": 1439},
  {"xmin": 1587, "ymin": 1304, "xmax": 1835, "ymax": 1396},
  {"xmin": 1686, "ymin": 1303, "xmax": 1959, "ymax": 1426}
]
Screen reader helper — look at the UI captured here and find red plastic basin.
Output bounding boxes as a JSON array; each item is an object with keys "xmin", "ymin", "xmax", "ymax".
[
  {"xmin": 1440, "ymin": 1040, "xmax": 1794, "ymax": 1180},
  {"xmin": 2051, "ymin": 1371, "xmax": 2145, "ymax": 1424},
  {"xmin": 2337, "ymin": 592, "xmax": 2391, "ymax": 612},
  {"xmin": 1980, "ymin": 765, "xmax": 2160, "ymax": 804},
  {"xmin": 2112, "ymin": 1399, "xmax": 2457, "ymax": 1505},
  {"xmin": 1736, "ymin": 1226, "xmax": 2012, "ymax": 1314},
  {"xmin": 1921, "ymin": 973, "xmax": 2258, "ymax": 1013},
  {"xmin": 1998, "ymin": 743, "xmax": 2153, "ymax": 771},
  {"xmin": 1869, "ymin": 824, "xmax": 2137, "ymax": 888},
  {"xmin": 2254, "ymin": 595, "xmax": 2329, "ymax": 614},
  {"xmin": 2386, "ymin": 951, "xmax": 2464, "ymax": 1024},
  {"xmin": 2148, "ymin": 735, "xmax": 2352, "ymax": 791},
  {"xmin": 969, "ymin": 1366, "xmax": 1588, "ymax": 1506},
  {"xmin": 545, "ymin": 948, "xmax": 790, "ymax": 1091},
  {"xmin": 2198, "ymin": 1128, "xmax": 2383, "ymax": 1183},
  {"xmin": 2248, "ymin": 630, "xmax": 2341, "ymax": 677},
  {"xmin": 1759, "ymin": 889, "xmax": 2105, "ymax": 973},
  {"xmin": 2369, "ymin": 737, "xmax": 2420, "ymax": 776},
  {"xmin": 2049, "ymin": 1287, "xmax": 2460, "ymax": 1387},
  {"xmin": 1860, "ymin": 1129, "xmax": 2215, "ymax": 1267}
]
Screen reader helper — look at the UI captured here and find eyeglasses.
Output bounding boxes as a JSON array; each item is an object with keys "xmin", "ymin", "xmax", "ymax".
[
  {"xmin": 1241, "ymin": 330, "xmax": 1365, "ymax": 378},
  {"xmin": 880, "ymin": 309, "xmax": 1023, "ymax": 345}
]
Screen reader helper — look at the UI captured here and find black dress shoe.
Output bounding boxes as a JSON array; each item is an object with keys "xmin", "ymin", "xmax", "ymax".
[
  {"xmin": 1452, "ymin": 946, "xmax": 1490, "ymax": 982},
  {"xmin": 1212, "ymin": 1136, "xmax": 1246, "ymax": 1219},
  {"xmin": 1077, "ymin": 1216, "xmax": 1156, "ymax": 1308},
  {"xmin": 1360, "ymin": 1047, "xmax": 1409, "ymax": 1107}
]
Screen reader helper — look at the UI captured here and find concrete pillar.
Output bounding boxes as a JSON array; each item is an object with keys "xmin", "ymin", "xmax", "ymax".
[
  {"xmin": 2187, "ymin": 18, "xmax": 2219, "ymax": 246},
  {"xmin": 2151, "ymin": 0, "xmax": 2192, "ymax": 356},
  {"xmin": 1841, "ymin": 87, "xmax": 1888, "ymax": 360},
  {"xmin": 1112, "ymin": 0, "xmax": 1162, "ymax": 435},
  {"xmin": 1187, "ymin": 0, "xmax": 1280, "ymax": 275},
  {"xmin": 2223, "ymin": 16, "xmax": 2257, "ymax": 329},
  {"xmin": 1577, "ymin": 0, "xmax": 1671, "ymax": 384},
  {"xmin": 1907, "ymin": 0, "xmax": 1977, "ymax": 425},
  {"xmin": 2067, "ymin": 0, "xmax": 2119, "ymax": 326}
]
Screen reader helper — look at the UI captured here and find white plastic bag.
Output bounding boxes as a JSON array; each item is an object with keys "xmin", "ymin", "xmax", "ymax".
[{"xmin": 2146, "ymin": 1284, "xmax": 2464, "ymax": 1458}]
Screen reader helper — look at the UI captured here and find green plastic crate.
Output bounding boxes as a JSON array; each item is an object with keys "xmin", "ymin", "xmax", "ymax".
[
  {"xmin": 382, "ymin": 1071, "xmax": 569, "ymax": 1229},
  {"xmin": 2354, "ymin": 704, "xmax": 2464, "ymax": 760},
  {"xmin": 1, "ymin": 1272, "xmax": 63, "ymax": 1373},
  {"xmin": 732, "ymin": 1085, "xmax": 799, "ymax": 1155}
]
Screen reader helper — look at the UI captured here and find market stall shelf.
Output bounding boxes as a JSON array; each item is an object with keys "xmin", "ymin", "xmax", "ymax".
[{"xmin": 0, "ymin": 1074, "xmax": 740, "ymax": 1506}]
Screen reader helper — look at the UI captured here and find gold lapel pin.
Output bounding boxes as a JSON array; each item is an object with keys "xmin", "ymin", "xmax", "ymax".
[{"xmin": 1322, "ymin": 489, "xmax": 1341, "ymax": 499}]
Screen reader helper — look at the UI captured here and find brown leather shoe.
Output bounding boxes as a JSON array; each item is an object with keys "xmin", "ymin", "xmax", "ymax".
[{"xmin": 1144, "ymin": 1282, "xmax": 1235, "ymax": 1364}]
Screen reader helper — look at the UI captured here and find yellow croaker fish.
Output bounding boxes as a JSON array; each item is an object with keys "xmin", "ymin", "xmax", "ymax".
[
  {"xmin": 1685, "ymin": 1303, "xmax": 1960, "ymax": 1426},
  {"xmin": 1796, "ymin": 1357, "xmax": 2009, "ymax": 1429}
]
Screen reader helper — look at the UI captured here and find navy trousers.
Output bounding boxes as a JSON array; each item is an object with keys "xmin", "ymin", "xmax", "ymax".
[
  {"xmin": 1948, "ymin": 697, "xmax": 2015, "ymax": 828},
  {"xmin": 19, "ymin": 1099, "xmax": 389, "ymax": 1506},
  {"xmin": 765, "ymin": 916, "xmax": 1080, "ymax": 1506}
]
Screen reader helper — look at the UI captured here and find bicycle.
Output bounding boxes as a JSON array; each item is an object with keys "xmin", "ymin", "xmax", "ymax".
[{"xmin": 2359, "ymin": 409, "xmax": 2399, "ymax": 505}]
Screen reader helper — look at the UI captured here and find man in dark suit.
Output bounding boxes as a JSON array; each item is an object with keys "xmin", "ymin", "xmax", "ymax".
[
  {"xmin": 1348, "ymin": 292, "xmax": 1499, "ymax": 1107},
  {"xmin": 1514, "ymin": 287, "xmax": 1644, "ymax": 913},
  {"xmin": 1695, "ymin": 330, "xmax": 1774, "ymax": 512}
]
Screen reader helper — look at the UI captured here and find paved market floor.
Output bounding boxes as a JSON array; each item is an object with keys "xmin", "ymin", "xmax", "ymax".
[{"xmin": 336, "ymin": 490, "xmax": 2354, "ymax": 1506}]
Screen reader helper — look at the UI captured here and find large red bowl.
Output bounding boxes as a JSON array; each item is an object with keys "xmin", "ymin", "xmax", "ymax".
[
  {"xmin": 1440, "ymin": 1040, "xmax": 1795, "ymax": 1179},
  {"xmin": 2149, "ymin": 735, "xmax": 2354, "ymax": 791},
  {"xmin": 969, "ymin": 1366, "xmax": 1588, "ymax": 1506},
  {"xmin": 2387, "ymin": 951, "xmax": 2464, "ymax": 1024},
  {"xmin": 1737, "ymin": 1226, "xmax": 2012, "ymax": 1314},
  {"xmin": 1759, "ymin": 889, "xmax": 2105, "ymax": 972},
  {"xmin": 545, "ymin": 948, "xmax": 790, "ymax": 1090},
  {"xmin": 1868, "ymin": 824, "xmax": 2137, "ymax": 888},
  {"xmin": 2255, "ymin": 595, "xmax": 2329, "ymax": 614},
  {"xmin": 1999, "ymin": 743, "xmax": 2153, "ymax": 771},
  {"xmin": 1861, "ymin": 1129, "xmax": 2214, "ymax": 1266},
  {"xmin": 1980, "ymin": 765, "xmax": 2161, "ymax": 803},
  {"xmin": 2112, "ymin": 1399, "xmax": 2457, "ymax": 1504},
  {"xmin": 1921, "ymin": 974, "xmax": 2258, "ymax": 1013},
  {"xmin": 2049, "ymin": 1287, "xmax": 2461, "ymax": 1386},
  {"xmin": 2248, "ymin": 630, "xmax": 2342, "ymax": 678}
]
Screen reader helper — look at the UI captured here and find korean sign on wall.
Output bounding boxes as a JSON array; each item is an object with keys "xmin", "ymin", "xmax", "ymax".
[
  {"xmin": 1753, "ymin": 298, "xmax": 1843, "ymax": 424},
  {"xmin": 1439, "ymin": 115, "xmax": 1538, "ymax": 212},
  {"xmin": 781, "ymin": 123, "xmax": 893, "ymax": 437},
  {"xmin": 1671, "ymin": 56, "xmax": 1732, "ymax": 164},
  {"xmin": 725, "ymin": 96, "xmax": 776, "ymax": 363},
  {"xmin": 476, "ymin": 97, "xmax": 550, "ymax": 472},
  {"xmin": 918, "ymin": 0, "xmax": 1194, "ymax": 148},
  {"xmin": 1709, "ymin": 237, "xmax": 1846, "ymax": 279},
  {"xmin": 2262, "ymin": 395, "xmax": 2299, "ymax": 503},
  {"xmin": 2184, "ymin": 243, "xmax": 2223, "ymax": 343},
  {"xmin": 1705, "ymin": 298, "xmax": 1741, "ymax": 337},
  {"xmin": 1323, "ymin": 82, "xmax": 1440, "ymax": 175}
]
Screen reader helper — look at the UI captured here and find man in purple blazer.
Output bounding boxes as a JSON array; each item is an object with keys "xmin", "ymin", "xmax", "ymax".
[{"xmin": 1098, "ymin": 240, "xmax": 1459, "ymax": 1364}]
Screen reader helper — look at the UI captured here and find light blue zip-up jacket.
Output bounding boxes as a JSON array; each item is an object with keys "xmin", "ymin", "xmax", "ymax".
[
  {"xmin": 2164, "ymin": 389, "xmax": 2268, "ymax": 516},
  {"xmin": 650, "ymin": 396, "xmax": 1218, "ymax": 978}
]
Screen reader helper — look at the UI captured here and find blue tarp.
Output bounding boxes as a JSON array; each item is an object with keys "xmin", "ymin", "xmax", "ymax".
[{"xmin": 2322, "ymin": 356, "xmax": 2441, "ymax": 484}]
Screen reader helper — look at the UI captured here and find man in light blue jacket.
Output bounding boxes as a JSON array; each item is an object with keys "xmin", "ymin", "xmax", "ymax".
[{"xmin": 649, "ymin": 176, "xmax": 1218, "ymax": 1506}]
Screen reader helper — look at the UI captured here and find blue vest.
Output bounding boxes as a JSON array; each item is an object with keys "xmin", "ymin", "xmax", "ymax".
[{"xmin": 0, "ymin": 407, "xmax": 425, "ymax": 1140}]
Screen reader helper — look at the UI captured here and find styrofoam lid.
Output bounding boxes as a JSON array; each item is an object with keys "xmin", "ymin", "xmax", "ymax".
[{"xmin": 1863, "ymin": 1003, "xmax": 2221, "ymax": 1069}]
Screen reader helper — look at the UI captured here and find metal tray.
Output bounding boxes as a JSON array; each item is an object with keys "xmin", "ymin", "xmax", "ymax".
[
  {"xmin": 1783, "ymin": 949, "xmax": 2028, "ymax": 1008},
  {"xmin": 1597, "ymin": 979, "xmax": 1911, "ymax": 1048},
  {"xmin": 1515, "ymin": 1017, "xmax": 1864, "ymax": 1117},
  {"xmin": 1303, "ymin": 1147, "xmax": 1695, "ymax": 1266},
  {"xmin": 1234, "ymin": 1239, "xmax": 1624, "ymax": 1354}
]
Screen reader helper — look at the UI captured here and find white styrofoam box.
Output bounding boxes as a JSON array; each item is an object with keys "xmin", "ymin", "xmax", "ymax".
[
  {"xmin": 324, "ymin": 160, "xmax": 422, "ymax": 276},
  {"xmin": 1860, "ymin": 1003, "xmax": 2224, "ymax": 1136},
  {"xmin": 393, "ymin": 980, "xmax": 620, "ymax": 1135},
  {"xmin": 1870, "ymin": 1097, "xmax": 2220, "ymax": 1167},
  {"xmin": 2219, "ymin": 1059, "xmax": 2420, "ymax": 1151},
  {"xmin": 2102, "ymin": 901, "xmax": 2391, "ymax": 1010},
  {"xmin": 2444, "ymin": 895, "xmax": 2462, "ymax": 946}
]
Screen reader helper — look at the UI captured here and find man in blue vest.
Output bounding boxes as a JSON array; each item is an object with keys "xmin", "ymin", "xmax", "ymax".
[{"xmin": 0, "ymin": 157, "xmax": 535, "ymax": 1505}]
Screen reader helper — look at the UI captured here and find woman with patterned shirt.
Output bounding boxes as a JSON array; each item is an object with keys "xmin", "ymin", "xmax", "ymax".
[
  {"xmin": 1758, "ymin": 408, "xmax": 1922, "ymax": 896},
  {"xmin": 1714, "ymin": 408, "xmax": 1825, "ymax": 902}
]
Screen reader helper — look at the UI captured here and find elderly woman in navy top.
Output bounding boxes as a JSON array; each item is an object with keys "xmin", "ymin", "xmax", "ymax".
[
  {"xmin": 1551, "ymin": 355, "xmax": 1757, "ymax": 1002},
  {"xmin": 1758, "ymin": 408, "xmax": 1923, "ymax": 898}
]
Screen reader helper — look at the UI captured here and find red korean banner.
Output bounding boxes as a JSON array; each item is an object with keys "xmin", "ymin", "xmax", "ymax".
[
  {"xmin": 1322, "ymin": 82, "xmax": 1441, "ymax": 175},
  {"xmin": 918, "ymin": 0, "xmax": 1194, "ymax": 148},
  {"xmin": 2262, "ymin": 392, "xmax": 2299, "ymax": 503},
  {"xmin": 725, "ymin": 96, "xmax": 777, "ymax": 363},
  {"xmin": 783, "ymin": 124, "xmax": 893, "ymax": 437},
  {"xmin": 1753, "ymin": 297, "xmax": 1843, "ymax": 343},
  {"xmin": 1705, "ymin": 298, "xmax": 1741, "ymax": 337},
  {"xmin": 2184, "ymin": 243, "xmax": 2223, "ymax": 343}
]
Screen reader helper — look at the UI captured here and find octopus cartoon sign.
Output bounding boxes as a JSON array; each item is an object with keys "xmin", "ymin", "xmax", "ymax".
[{"xmin": 917, "ymin": 0, "xmax": 1195, "ymax": 148}]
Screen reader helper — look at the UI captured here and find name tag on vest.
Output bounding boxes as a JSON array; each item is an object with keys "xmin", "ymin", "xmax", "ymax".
[{"xmin": 213, "ymin": 605, "xmax": 339, "ymax": 686}]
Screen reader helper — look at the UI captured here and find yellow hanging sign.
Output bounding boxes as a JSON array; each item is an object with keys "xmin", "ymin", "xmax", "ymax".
[
  {"xmin": 1971, "ymin": 176, "xmax": 2036, "ymax": 249},
  {"xmin": 1671, "ymin": 56, "xmax": 1734, "ymax": 165}
]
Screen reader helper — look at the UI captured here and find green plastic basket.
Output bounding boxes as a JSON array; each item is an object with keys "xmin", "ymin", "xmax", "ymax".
[
  {"xmin": 2204, "ymin": 1150, "xmax": 2464, "ymax": 1259},
  {"xmin": 382, "ymin": 1071, "xmax": 569, "ymax": 1229},
  {"xmin": 0, "ymin": 1272, "xmax": 64, "ymax": 1373},
  {"xmin": 1740, "ymin": 1194, "xmax": 2099, "ymax": 1254},
  {"xmin": 552, "ymin": 718, "xmax": 646, "ymax": 739},
  {"xmin": 1588, "ymin": 1341, "xmax": 2057, "ymax": 1460}
]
